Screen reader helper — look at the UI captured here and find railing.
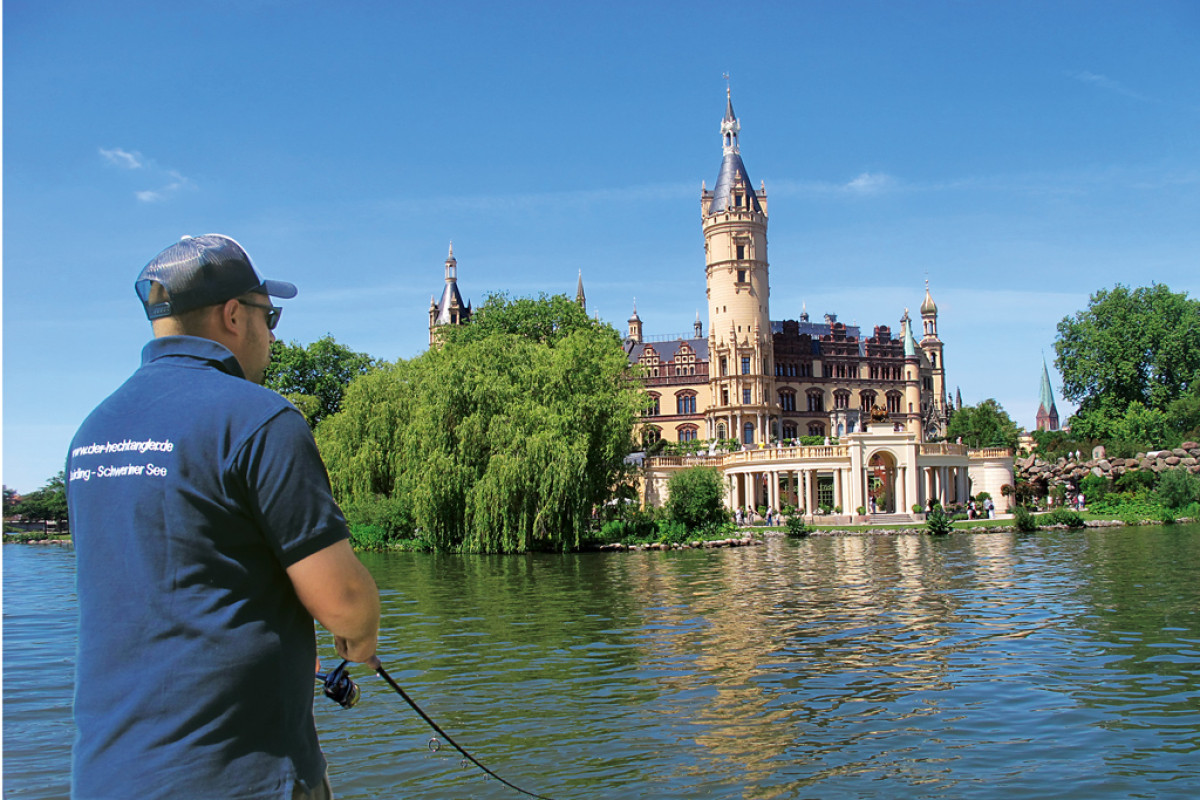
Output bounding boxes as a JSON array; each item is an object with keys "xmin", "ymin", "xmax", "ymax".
[
  {"xmin": 919, "ymin": 443, "xmax": 968, "ymax": 456},
  {"xmin": 647, "ymin": 444, "xmax": 851, "ymax": 469},
  {"xmin": 969, "ymin": 448, "xmax": 1014, "ymax": 459}
]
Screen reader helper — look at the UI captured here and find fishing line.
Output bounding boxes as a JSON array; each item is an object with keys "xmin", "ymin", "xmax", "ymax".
[{"xmin": 320, "ymin": 657, "xmax": 560, "ymax": 800}]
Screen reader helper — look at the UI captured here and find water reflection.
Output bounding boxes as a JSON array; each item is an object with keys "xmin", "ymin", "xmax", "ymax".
[{"xmin": 5, "ymin": 528, "xmax": 1200, "ymax": 800}]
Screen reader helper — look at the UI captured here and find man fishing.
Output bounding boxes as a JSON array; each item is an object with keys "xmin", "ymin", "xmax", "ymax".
[{"xmin": 66, "ymin": 234, "xmax": 380, "ymax": 799}]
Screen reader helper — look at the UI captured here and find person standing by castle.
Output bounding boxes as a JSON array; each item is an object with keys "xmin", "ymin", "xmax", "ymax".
[{"xmin": 66, "ymin": 234, "xmax": 380, "ymax": 799}]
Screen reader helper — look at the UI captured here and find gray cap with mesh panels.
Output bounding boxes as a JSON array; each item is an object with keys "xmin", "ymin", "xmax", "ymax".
[{"xmin": 135, "ymin": 234, "xmax": 297, "ymax": 320}]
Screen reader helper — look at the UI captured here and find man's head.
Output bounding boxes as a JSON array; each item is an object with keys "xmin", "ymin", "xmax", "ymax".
[{"xmin": 135, "ymin": 235, "xmax": 297, "ymax": 384}]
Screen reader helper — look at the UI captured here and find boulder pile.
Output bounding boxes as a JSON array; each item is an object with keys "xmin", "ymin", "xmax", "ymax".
[{"xmin": 1015, "ymin": 441, "xmax": 1200, "ymax": 487}]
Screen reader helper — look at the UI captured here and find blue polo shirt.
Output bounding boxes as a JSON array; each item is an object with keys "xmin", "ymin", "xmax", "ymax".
[{"xmin": 66, "ymin": 336, "xmax": 350, "ymax": 799}]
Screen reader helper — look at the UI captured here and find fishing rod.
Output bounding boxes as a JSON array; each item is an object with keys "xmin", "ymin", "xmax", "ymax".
[{"xmin": 316, "ymin": 656, "xmax": 560, "ymax": 800}]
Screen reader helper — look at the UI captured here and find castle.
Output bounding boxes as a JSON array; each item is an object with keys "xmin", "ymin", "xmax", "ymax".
[
  {"xmin": 429, "ymin": 90, "xmax": 1013, "ymax": 516},
  {"xmin": 625, "ymin": 89, "xmax": 950, "ymax": 449}
]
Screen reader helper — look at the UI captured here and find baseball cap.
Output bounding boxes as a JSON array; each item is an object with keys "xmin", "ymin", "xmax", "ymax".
[{"xmin": 135, "ymin": 234, "xmax": 298, "ymax": 320}]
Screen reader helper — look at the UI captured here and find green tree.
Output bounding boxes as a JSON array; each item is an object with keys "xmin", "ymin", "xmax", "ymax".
[
  {"xmin": 946, "ymin": 399, "xmax": 1020, "ymax": 449},
  {"xmin": 317, "ymin": 294, "xmax": 643, "ymax": 553},
  {"xmin": 16, "ymin": 472, "xmax": 69, "ymax": 526},
  {"xmin": 665, "ymin": 467, "xmax": 727, "ymax": 532},
  {"xmin": 1055, "ymin": 284, "xmax": 1200, "ymax": 439},
  {"xmin": 263, "ymin": 335, "xmax": 377, "ymax": 428}
]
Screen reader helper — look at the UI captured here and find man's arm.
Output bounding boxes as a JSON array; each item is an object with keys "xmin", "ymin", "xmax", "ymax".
[{"xmin": 287, "ymin": 539, "xmax": 380, "ymax": 663}]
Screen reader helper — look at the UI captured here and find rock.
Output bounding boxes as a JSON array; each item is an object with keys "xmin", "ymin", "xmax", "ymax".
[
  {"xmin": 1166, "ymin": 456, "xmax": 1181, "ymax": 466},
  {"xmin": 1091, "ymin": 466, "xmax": 1105, "ymax": 477},
  {"xmin": 1098, "ymin": 459, "xmax": 1112, "ymax": 471},
  {"xmin": 1174, "ymin": 448, "xmax": 1189, "ymax": 458},
  {"xmin": 1182, "ymin": 441, "xmax": 1199, "ymax": 450},
  {"xmin": 1183, "ymin": 457, "xmax": 1197, "ymax": 467}
]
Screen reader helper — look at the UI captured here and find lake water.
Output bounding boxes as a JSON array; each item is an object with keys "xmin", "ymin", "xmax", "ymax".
[{"xmin": 5, "ymin": 527, "xmax": 1200, "ymax": 799}]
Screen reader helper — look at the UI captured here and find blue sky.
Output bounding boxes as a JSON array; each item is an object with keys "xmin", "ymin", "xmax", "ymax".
[{"xmin": 5, "ymin": 1, "xmax": 1200, "ymax": 493}]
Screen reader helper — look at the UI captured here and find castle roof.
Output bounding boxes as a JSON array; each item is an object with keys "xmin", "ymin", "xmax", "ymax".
[
  {"xmin": 433, "ymin": 281, "xmax": 469, "ymax": 325},
  {"xmin": 626, "ymin": 338, "xmax": 709, "ymax": 363},
  {"xmin": 903, "ymin": 311, "xmax": 919, "ymax": 357},
  {"xmin": 921, "ymin": 281, "xmax": 937, "ymax": 314},
  {"xmin": 709, "ymin": 152, "xmax": 762, "ymax": 215}
]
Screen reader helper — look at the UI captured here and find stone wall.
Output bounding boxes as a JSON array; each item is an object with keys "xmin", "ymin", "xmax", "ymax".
[{"xmin": 1015, "ymin": 441, "xmax": 1200, "ymax": 488}]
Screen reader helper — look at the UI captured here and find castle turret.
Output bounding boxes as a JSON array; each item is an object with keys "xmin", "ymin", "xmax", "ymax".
[
  {"xmin": 919, "ymin": 280, "xmax": 948, "ymax": 438},
  {"xmin": 429, "ymin": 243, "xmax": 471, "ymax": 345},
  {"xmin": 703, "ymin": 88, "xmax": 773, "ymax": 446},
  {"xmin": 626, "ymin": 300, "xmax": 642, "ymax": 345},
  {"xmin": 902, "ymin": 310, "xmax": 923, "ymax": 436}
]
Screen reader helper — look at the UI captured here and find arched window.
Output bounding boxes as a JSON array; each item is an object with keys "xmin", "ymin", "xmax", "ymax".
[
  {"xmin": 886, "ymin": 391, "xmax": 902, "ymax": 414},
  {"xmin": 743, "ymin": 422, "xmax": 755, "ymax": 445},
  {"xmin": 675, "ymin": 391, "xmax": 697, "ymax": 415},
  {"xmin": 782, "ymin": 421, "xmax": 798, "ymax": 440},
  {"xmin": 677, "ymin": 424, "xmax": 699, "ymax": 442},
  {"xmin": 808, "ymin": 422, "xmax": 826, "ymax": 437},
  {"xmin": 647, "ymin": 393, "xmax": 660, "ymax": 416},
  {"xmin": 806, "ymin": 390, "xmax": 824, "ymax": 412},
  {"xmin": 716, "ymin": 423, "xmax": 727, "ymax": 440},
  {"xmin": 779, "ymin": 390, "xmax": 796, "ymax": 412}
]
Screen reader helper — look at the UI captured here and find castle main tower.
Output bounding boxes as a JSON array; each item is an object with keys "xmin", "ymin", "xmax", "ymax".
[{"xmin": 702, "ymin": 89, "xmax": 774, "ymax": 445}]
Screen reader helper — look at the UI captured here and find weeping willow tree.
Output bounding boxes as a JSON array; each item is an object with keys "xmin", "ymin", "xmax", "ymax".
[{"xmin": 316, "ymin": 293, "xmax": 643, "ymax": 553}]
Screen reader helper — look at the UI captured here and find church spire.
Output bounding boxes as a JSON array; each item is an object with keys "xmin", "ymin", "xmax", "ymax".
[
  {"xmin": 1037, "ymin": 357, "xmax": 1060, "ymax": 431},
  {"xmin": 576, "ymin": 270, "xmax": 586, "ymax": 311}
]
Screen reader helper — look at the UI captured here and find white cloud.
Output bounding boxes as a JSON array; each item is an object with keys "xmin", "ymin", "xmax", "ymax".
[
  {"xmin": 1068, "ymin": 70, "xmax": 1149, "ymax": 101},
  {"xmin": 99, "ymin": 148, "xmax": 194, "ymax": 202},
  {"xmin": 99, "ymin": 147, "xmax": 144, "ymax": 169},
  {"xmin": 844, "ymin": 172, "xmax": 896, "ymax": 194}
]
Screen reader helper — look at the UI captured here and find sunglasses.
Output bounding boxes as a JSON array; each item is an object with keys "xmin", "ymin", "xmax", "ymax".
[{"xmin": 237, "ymin": 299, "xmax": 282, "ymax": 330}]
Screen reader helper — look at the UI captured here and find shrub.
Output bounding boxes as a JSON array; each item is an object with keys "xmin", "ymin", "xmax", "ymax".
[
  {"xmin": 925, "ymin": 506, "xmax": 954, "ymax": 535},
  {"xmin": 665, "ymin": 467, "xmax": 728, "ymax": 531},
  {"xmin": 785, "ymin": 516, "xmax": 812, "ymax": 538},
  {"xmin": 1116, "ymin": 470, "xmax": 1156, "ymax": 493},
  {"xmin": 1157, "ymin": 467, "xmax": 1200, "ymax": 509},
  {"xmin": 1044, "ymin": 508, "xmax": 1085, "ymax": 529},
  {"xmin": 656, "ymin": 519, "xmax": 690, "ymax": 545},
  {"xmin": 1013, "ymin": 505, "xmax": 1039, "ymax": 532},
  {"xmin": 1080, "ymin": 474, "xmax": 1111, "ymax": 503},
  {"xmin": 912, "ymin": 504, "xmax": 924, "ymax": 514}
]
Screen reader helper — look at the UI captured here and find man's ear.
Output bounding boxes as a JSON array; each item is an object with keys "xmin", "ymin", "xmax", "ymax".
[{"xmin": 218, "ymin": 298, "xmax": 243, "ymax": 336}]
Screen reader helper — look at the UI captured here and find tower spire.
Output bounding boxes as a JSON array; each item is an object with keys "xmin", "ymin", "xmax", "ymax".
[{"xmin": 1037, "ymin": 357, "xmax": 1060, "ymax": 431}]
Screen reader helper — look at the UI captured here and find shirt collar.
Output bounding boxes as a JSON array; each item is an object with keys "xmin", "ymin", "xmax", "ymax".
[{"xmin": 141, "ymin": 335, "xmax": 247, "ymax": 380}]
